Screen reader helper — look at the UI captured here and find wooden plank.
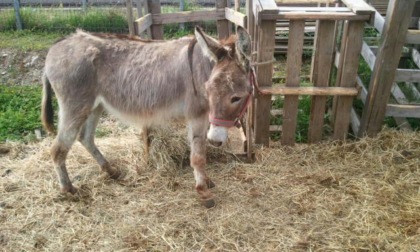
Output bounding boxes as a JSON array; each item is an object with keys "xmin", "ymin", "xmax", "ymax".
[
  {"xmin": 254, "ymin": 20, "xmax": 277, "ymax": 146},
  {"xmin": 406, "ymin": 29, "xmax": 420, "ymax": 44},
  {"xmin": 263, "ymin": 12, "xmax": 371, "ymax": 21},
  {"xmin": 281, "ymin": 20, "xmax": 305, "ymax": 146},
  {"xmin": 269, "ymin": 125, "xmax": 282, "ymax": 132},
  {"xmin": 395, "ymin": 69, "xmax": 420, "ymax": 82},
  {"xmin": 308, "ymin": 20, "xmax": 336, "ymax": 143},
  {"xmin": 126, "ymin": 0, "xmax": 135, "ymax": 36},
  {"xmin": 255, "ymin": 0, "xmax": 278, "ymax": 24},
  {"xmin": 341, "ymin": 0, "xmax": 375, "ymax": 14},
  {"xmin": 356, "ymin": 76, "xmax": 368, "ymax": 102},
  {"xmin": 225, "ymin": 8, "xmax": 247, "ymax": 28},
  {"xmin": 147, "ymin": 0, "xmax": 163, "ymax": 39},
  {"xmin": 361, "ymin": 41, "xmax": 375, "ymax": 69},
  {"xmin": 358, "ymin": 0, "xmax": 417, "ymax": 137},
  {"xmin": 216, "ymin": 0, "xmax": 230, "ymax": 39},
  {"xmin": 350, "ymin": 108, "xmax": 360, "ymax": 136},
  {"xmin": 411, "ymin": 48, "xmax": 420, "ymax": 69},
  {"xmin": 135, "ymin": 14, "xmax": 152, "ymax": 34},
  {"xmin": 271, "ymin": 109, "xmax": 283, "ymax": 116},
  {"xmin": 333, "ymin": 21, "xmax": 364, "ymax": 140},
  {"xmin": 152, "ymin": 10, "xmax": 224, "ymax": 24},
  {"xmin": 260, "ymin": 86, "xmax": 358, "ymax": 96},
  {"xmin": 143, "ymin": 0, "xmax": 152, "ymax": 38},
  {"xmin": 277, "ymin": 7, "xmax": 351, "ymax": 12},
  {"xmin": 385, "ymin": 104, "xmax": 420, "ymax": 117}
]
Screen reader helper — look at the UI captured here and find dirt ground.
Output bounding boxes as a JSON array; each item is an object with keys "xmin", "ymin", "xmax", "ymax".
[{"xmin": 1, "ymin": 48, "xmax": 46, "ymax": 86}]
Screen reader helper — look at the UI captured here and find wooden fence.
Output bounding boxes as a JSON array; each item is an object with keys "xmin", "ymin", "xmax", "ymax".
[
  {"xmin": 356, "ymin": 0, "xmax": 420, "ymax": 137},
  {"xmin": 247, "ymin": 0, "xmax": 374, "ymax": 149},
  {"xmin": 128, "ymin": 0, "xmax": 246, "ymax": 39}
]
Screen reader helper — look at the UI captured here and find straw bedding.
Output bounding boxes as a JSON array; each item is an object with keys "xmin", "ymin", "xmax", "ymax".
[{"xmin": 0, "ymin": 120, "xmax": 419, "ymax": 251}]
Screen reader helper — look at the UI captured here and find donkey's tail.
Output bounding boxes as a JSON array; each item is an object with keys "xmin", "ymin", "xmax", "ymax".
[{"xmin": 41, "ymin": 72, "xmax": 55, "ymax": 134}]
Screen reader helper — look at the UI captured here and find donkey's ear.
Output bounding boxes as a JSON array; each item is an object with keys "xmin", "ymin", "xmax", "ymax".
[
  {"xmin": 195, "ymin": 26, "xmax": 226, "ymax": 62},
  {"xmin": 235, "ymin": 26, "xmax": 252, "ymax": 64}
]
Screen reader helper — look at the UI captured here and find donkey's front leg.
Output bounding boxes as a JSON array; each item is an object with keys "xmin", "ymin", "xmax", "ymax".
[{"xmin": 189, "ymin": 117, "xmax": 215, "ymax": 208}]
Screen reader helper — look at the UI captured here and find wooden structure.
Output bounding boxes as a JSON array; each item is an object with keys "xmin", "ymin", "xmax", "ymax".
[
  {"xmin": 126, "ymin": 0, "xmax": 247, "ymax": 39},
  {"xmin": 356, "ymin": 0, "xmax": 420, "ymax": 137},
  {"xmin": 247, "ymin": 0, "xmax": 375, "ymax": 147}
]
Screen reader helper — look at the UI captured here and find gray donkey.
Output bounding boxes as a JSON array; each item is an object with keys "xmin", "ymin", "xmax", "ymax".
[{"xmin": 41, "ymin": 27, "xmax": 252, "ymax": 207}]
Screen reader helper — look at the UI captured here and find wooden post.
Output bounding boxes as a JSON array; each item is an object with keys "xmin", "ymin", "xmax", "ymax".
[
  {"xmin": 126, "ymin": 0, "xmax": 135, "ymax": 36},
  {"xmin": 358, "ymin": 0, "xmax": 416, "ymax": 137},
  {"xmin": 281, "ymin": 20, "xmax": 305, "ymax": 146},
  {"xmin": 308, "ymin": 20, "xmax": 336, "ymax": 143},
  {"xmin": 179, "ymin": 0, "xmax": 185, "ymax": 30},
  {"xmin": 143, "ymin": 0, "xmax": 152, "ymax": 38},
  {"xmin": 82, "ymin": 0, "xmax": 87, "ymax": 12},
  {"xmin": 13, "ymin": 0, "xmax": 23, "ymax": 30},
  {"xmin": 332, "ymin": 20, "xmax": 364, "ymax": 140},
  {"xmin": 216, "ymin": 0, "xmax": 230, "ymax": 39},
  {"xmin": 147, "ymin": 0, "xmax": 164, "ymax": 39},
  {"xmin": 254, "ymin": 20, "xmax": 276, "ymax": 146}
]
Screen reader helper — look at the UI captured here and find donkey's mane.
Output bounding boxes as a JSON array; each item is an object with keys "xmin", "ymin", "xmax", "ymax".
[{"xmin": 89, "ymin": 32, "xmax": 154, "ymax": 43}]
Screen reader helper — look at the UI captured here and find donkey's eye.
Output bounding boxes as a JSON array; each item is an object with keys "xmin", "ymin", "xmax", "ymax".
[{"xmin": 231, "ymin": 96, "xmax": 241, "ymax": 103}]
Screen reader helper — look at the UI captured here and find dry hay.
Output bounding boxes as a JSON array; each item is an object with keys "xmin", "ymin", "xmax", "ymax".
[{"xmin": 0, "ymin": 122, "xmax": 419, "ymax": 251}]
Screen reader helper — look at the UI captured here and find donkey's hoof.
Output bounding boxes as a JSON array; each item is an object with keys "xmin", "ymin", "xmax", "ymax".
[
  {"xmin": 202, "ymin": 199, "xmax": 216, "ymax": 208},
  {"xmin": 207, "ymin": 179, "xmax": 216, "ymax": 189},
  {"xmin": 60, "ymin": 185, "xmax": 78, "ymax": 195},
  {"xmin": 108, "ymin": 169, "xmax": 122, "ymax": 180}
]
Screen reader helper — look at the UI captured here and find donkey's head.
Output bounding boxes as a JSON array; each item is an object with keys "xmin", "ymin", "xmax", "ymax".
[{"xmin": 195, "ymin": 26, "xmax": 252, "ymax": 145}]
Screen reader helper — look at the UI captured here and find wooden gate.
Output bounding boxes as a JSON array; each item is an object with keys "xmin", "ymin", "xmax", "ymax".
[{"xmin": 246, "ymin": 0, "xmax": 374, "ymax": 150}]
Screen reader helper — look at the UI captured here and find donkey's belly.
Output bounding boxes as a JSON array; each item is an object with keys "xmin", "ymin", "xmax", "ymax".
[{"xmin": 94, "ymin": 95, "xmax": 185, "ymax": 128}]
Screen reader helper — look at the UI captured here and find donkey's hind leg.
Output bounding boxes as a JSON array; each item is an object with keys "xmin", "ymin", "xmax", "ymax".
[
  {"xmin": 78, "ymin": 106, "xmax": 120, "ymax": 179},
  {"xmin": 51, "ymin": 108, "xmax": 89, "ymax": 194}
]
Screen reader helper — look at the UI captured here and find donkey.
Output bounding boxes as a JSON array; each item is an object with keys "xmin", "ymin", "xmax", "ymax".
[{"xmin": 41, "ymin": 27, "xmax": 252, "ymax": 208}]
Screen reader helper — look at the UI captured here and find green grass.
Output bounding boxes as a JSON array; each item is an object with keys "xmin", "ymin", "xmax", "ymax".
[
  {"xmin": 1, "ymin": 7, "xmax": 128, "ymax": 33},
  {"xmin": 0, "ymin": 31, "xmax": 62, "ymax": 51},
  {"xmin": 0, "ymin": 85, "xmax": 52, "ymax": 142}
]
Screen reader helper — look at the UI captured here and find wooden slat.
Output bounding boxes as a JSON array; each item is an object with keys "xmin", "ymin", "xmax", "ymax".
[
  {"xmin": 411, "ymin": 48, "xmax": 420, "ymax": 69},
  {"xmin": 406, "ymin": 29, "xmax": 420, "ymax": 44},
  {"xmin": 358, "ymin": 0, "xmax": 417, "ymax": 137},
  {"xmin": 269, "ymin": 125, "xmax": 282, "ymax": 132},
  {"xmin": 126, "ymin": 0, "xmax": 135, "ymax": 36},
  {"xmin": 255, "ymin": 0, "xmax": 278, "ymax": 24},
  {"xmin": 341, "ymin": 0, "xmax": 376, "ymax": 14},
  {"xmin": 281, "ymin": 20, "xmax": 305, "ymax": 146},
  {"xmin": 147, "ymin": 0, "xmax": 163, "ymax": 39},
  {"xmin": 263, "ymin": 12, "xmax": 371, "ymax": 21},
  {"xmin": 350, "ymin": 108, "xmax": 360, "ymax": 136},
  {"xmin": 260, "ymin": 86, "xmax": 358, "ymax": 96},
  {"xmin": 361, "ymin": 41, "xmax": 375, "ymax": 69},
  {"xmin": 216, "ymin": 0, "xmax": 230, "ymax": 39},
  {"xmin": 152, "ymin": 10, "xmax": 224, "ymax": 24},
  {"xmin": 277, "ymin": 7, "xmax": 351, "ymax": 12},
  {"xmin": 333, "ymin": 21, "xmax": 364, "ymax": 140},
  {"xmin": 385, "ymin": 104, "xmax": 420, "ymax": 117},
  {"xmin": 225, "ymin": 8, "xmax": 247, "ymax": 28},
  {"xmin": 135, "ymin": 14, "xmax": 152, "ymax": 34},
  {"xmin": 308, "ymin": 20, "xmax": 336, "ymax": 143},
  {"xmin": 253, "ymin": 20, "xmax": 277, "ymax": 146},
  {"xmin": 394, "ymin": 69, "xmax": 420, "ymax": 82}
]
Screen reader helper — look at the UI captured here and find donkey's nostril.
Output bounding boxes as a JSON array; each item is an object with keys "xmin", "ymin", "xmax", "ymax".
[{"xmin": 209, "ymin": 140, "xmax": 223, "ymax": 147}]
